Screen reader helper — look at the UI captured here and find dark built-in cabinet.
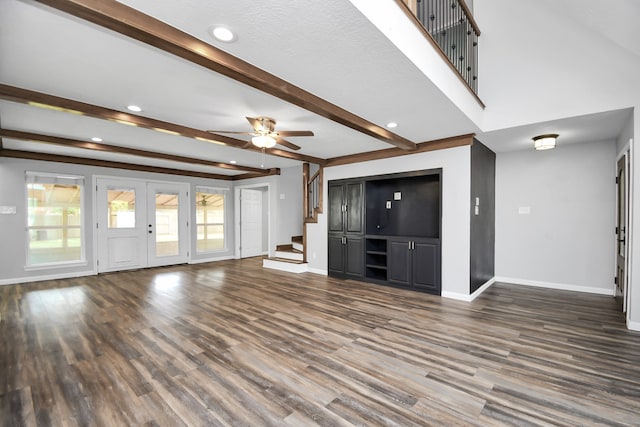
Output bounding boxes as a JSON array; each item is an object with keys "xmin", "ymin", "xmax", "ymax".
[
  {"xmin": 327, "ymin": 181, "xmax": 364, "ymax": 278},
  {"xmin": 328, "ymin": 170, "xmax": 442, "ymax": 295},
  {"xmin": 388, "ymin": 238, "xmax": 440, "ymax": 291}
]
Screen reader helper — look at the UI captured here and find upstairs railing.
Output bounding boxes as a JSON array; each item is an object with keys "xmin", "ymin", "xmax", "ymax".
[{"xmin": 403, "ymin": 0, "xmax": 480, "ymax": 95}]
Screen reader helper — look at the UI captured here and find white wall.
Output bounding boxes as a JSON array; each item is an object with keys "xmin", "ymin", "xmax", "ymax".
[
  {"xmin": 476, "ymin": 0, "xmax": 640, "ymax": 131},
  {"xmin": 306, "ymin": 146, "xmax": 472, "ymax": 297},
  {"xmin": 275, "ymin": 164, "xmax": 303, "ymax": 245},
  {"xmin": 495, "ymin": 140, "xmax": 616, "ymax": 294}
]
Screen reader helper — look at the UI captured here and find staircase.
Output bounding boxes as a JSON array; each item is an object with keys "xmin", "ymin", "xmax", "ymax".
[
  {"xmin": 262, "ymin": 163, "xmax": 323, "ymax": 274},
  {"xmin": 263, "ymin": 236, "xmax": 309, "ymax": 273}
]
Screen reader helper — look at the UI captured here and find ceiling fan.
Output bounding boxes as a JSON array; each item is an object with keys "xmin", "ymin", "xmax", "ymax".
[{"xmin": 207, "ymin": 116, "xmax": 313, "ymax": 151}]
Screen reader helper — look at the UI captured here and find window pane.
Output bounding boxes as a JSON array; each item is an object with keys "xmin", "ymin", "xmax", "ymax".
[
  {"xmin": 108, "ymin": 188, "xmax": 136, "ymax": 228},
  {"xmin": 196, "ymin": 224, "xmax": 224, "ymax": 252},
  {"xmin": 155, "ymin": 192, "xmax": 179, "ymax": 257},
  {"xmin": 27, "ymin": 182, "xmax": 83, "ymax": 265},
  {"xmin": 196, "ymin": 191, "xmax": 225, "ymax": 253}
]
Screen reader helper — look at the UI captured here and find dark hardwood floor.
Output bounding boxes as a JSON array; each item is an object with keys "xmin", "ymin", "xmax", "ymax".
[{"xmin": 1, "ymin": 257, "xmax": 640, "ymax": 426}]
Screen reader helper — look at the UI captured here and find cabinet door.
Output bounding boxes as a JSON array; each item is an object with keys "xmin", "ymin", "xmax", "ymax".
[
  {"xmin": 345, "ymin": 182, "xmax": 364, "ymax": 234},
  {"xmin": 413, "ymin": 241, "xmax": 439, "ymax": 291},
  {"xmin": 328, "ymin": 234, "xmax": 345, "ymax": 275},
  {"xmin": 328, "ymin": 184, "xmax": 345, "ymax": 233},
  {"xmin": 345, "ymin": 236, "xmax": 364, "ymax": 278},
  {"xmin": 388, "ymin": 239, "xmax": 411, "ymax": 286}
]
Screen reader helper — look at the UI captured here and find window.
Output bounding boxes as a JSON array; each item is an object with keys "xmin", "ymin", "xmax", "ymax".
[
  {"xmin": 195, "ymin": 187, "xmax": 226, "ymax": 253},
  {"xmin": 26, "ymin": 173, "xmax": 85, "ymax": 266}
]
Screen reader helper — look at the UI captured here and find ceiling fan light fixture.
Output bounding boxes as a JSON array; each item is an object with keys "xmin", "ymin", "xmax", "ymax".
[
  {"xmin": 532, "ymin": 133, "xmax": 558, "ymax": 150},
  {"xmin": 252, "ymin": 134, "xmax": 276, "ymax": 148}
]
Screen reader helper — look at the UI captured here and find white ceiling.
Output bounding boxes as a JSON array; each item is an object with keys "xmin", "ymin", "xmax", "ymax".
[{"xmin": 0, "ymin": 0, "xmax": 633, "ymax": 176}]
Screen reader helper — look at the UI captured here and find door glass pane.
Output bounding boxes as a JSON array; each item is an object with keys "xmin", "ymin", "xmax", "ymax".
[
  {"xmin": 155, "ymin": 192, "xmax": 179, "ymax": 257},
  {"xmin": 108, "ymin": 188, "xmax": 136, "ymax": 228}
]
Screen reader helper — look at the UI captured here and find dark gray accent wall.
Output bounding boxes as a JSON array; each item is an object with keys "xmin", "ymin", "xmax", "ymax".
[{"xmin": 470, "ymin": 140, "xmax": 496, "ymax": 293}]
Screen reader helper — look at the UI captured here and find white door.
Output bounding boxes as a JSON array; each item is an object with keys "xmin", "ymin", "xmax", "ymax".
[
  {"xmin": 240, "ymin": 188, "xmax": 263, "ymax": 258},
  {"xmin": 97, "ymin": 179, "xmax": 147, "ymax": 273},
  {"xmin": 97, "ymin": 178, "xmax": 189, "ymax": 272},
  {"xmin": 147, "ymin": 182, "xmax": 189, "ymax": 267}
]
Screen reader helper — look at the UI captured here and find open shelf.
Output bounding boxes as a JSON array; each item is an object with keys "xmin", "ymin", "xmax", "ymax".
[{"xmin": 365, "ymin": 238, "xmax": 387, "ymax": 280}]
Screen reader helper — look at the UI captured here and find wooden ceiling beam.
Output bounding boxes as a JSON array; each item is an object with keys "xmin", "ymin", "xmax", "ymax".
[
  {"xmin": 0, "ymin": 149, "xmax": 242, "ymax": 181},
  {"xmin": 0, "ymin": 84, "xmax": 327, "ymax": 166},
  {"xmin": 326, "ymin": 134, "xmax": 474, "ymax": 167},
  {"xmin": 34, "ymin": 0, "xmax": 417, "ymax": 151},
  {"xmin": 0, "ymin": 128, "xmax": 268, "ymax": 174}
]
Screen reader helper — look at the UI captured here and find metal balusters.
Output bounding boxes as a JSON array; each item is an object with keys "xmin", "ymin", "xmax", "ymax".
[{"xmin": 408, "ymin": 0, "xmax": 479, "ymax": 94}]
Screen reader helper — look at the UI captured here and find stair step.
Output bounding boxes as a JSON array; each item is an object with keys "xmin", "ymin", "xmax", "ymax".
[
  {"xmin": 275, "ymin": 250, "xmax": 303, "ymax": 261},
  {"xmin": 263, "ymin": 258, "xmax": 308, "ymax": 273},
  {"xmin": 292, "ymin": 235, "xmax": 303, "ymax": 244}
]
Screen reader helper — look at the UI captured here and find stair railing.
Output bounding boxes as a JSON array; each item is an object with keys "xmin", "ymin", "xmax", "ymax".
[
  {"xmin": 302, "ymin": 163, "xmax": 323, "ymax": 263},
  {"xmin": 402, "ymin": 0, "xmax": 480, "ymax": 95}
]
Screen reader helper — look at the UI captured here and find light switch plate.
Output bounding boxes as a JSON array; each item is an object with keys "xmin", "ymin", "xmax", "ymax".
[
  {"xmin": 518, "ymin": 206, "xmax": 531, "ymax": 215},
  {"xmin": 394, "ymin": 192, "xmax": 402, "ymax": 201},
  {"xmin": 0, "ymin": 206, "xmax": 16, "ymax": 214}
]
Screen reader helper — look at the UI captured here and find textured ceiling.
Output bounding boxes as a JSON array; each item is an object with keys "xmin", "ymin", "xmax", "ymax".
[{"xmin": 0, "ymin": 0, "xmax": 633, "ymax": 177}]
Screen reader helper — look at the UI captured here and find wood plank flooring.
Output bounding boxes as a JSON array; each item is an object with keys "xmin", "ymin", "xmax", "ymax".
[{"xmin": 1, "ymin": 257, "xmax": 640, "ymax": 426}]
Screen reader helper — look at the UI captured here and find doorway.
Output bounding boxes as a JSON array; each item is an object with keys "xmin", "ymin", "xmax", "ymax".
[
  {"xmin": 616, "ymin": 153, "xmax": 630, "ymax": 312},
  {"xmin": 96, "ymin": 178, "xmax": 189, "ymax": 273},
  {"xmin": 235, "ymin": 184, "xmax": 270, "ymax": 259}
]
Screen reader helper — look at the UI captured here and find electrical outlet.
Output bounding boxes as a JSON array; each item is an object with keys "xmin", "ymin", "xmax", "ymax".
[{"xmin": 386, "ymin": 201, "xmax": 392, "ymax": 209}]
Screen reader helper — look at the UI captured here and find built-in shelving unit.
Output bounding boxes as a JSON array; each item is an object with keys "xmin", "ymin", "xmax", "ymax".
[
  {"xmin": 365, "ymin": 237, "xmax": 388, "ymax": 281},
  {"xmin": 328, "ymin": 168, "xmax": 442, "ymax": 295}
]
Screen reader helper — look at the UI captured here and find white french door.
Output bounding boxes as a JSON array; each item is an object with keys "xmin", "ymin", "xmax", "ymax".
[
  {"xmin": 147, "ymin": 182, "xmax": 189, "ymax": 267},
  {"xmin": 96, "ymin": 178, "xmax": 189, "ymax": 273}
]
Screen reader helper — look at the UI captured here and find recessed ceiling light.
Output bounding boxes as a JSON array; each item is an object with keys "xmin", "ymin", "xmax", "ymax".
[
  {"xmin": 211, "ymin": 26, "xmax": 236, "ymax": 42},
  {"xmin": 127, "ymin": 105, "xmax": 142, "ymax": 112},
  {"xmin": 387, "ymin": 122, "xmax": 398, "ymax": 128},
  {"xmin": 229, "ymin": 160, "xmax": 237, "ymax": 164},
  {"xmin": 91, "ymin": 137, "xmax": 102, "ymax": 142}
]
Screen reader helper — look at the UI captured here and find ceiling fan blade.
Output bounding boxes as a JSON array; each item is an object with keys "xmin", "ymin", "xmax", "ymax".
[
  {"xmin": 276, "ymin": 130, "xmax": 314, "ymax": 137},
  {"xmin": 246, "ymin": 116, "xmax": 262, "ymax": 132},
  {"xmin": 276, "ymin": 138, "xmax": 301, "ymax": 151},
  {"xmin": 206, "ymin": 130, "xmax": 253, "ymax": 135}
]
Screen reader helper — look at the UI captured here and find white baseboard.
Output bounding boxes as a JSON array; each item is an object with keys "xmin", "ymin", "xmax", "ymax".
[
  {"xmin": 307, "ymin": 267, "xmax": 328, "ymax": 276},
  {"xmin": 627, "ymin": 319, "xmax": 640, "ymax": 332},
  {"xmin": 189, "ymin": 255, "xmax": 234, "ymax": 265},
  {"xmin": 442, "ymin": 277, "xmax": 495, "ymax": 302},
  {"xmin": 0, "ymin": 269, "xmax": 97, "ymax": 286},
  {"xmin": 495, "ymin": 276, "xmax": 615, "ymax": 296}
]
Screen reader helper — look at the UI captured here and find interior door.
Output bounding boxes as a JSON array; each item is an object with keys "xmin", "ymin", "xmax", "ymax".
[
  {"xmin": 240, "ymin": 188, "xmax": 263, "ymax": 258},
  {"xmin": 97, "ymin": 179, "xmax": 147, "ymax": 273},
  {"xmin": 147, "ymin": 182, "xmax": 189, "ymax": 267},
  {"xmin": 616, "ymin": 155, "xmax": 628, "ymax": 310}
]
